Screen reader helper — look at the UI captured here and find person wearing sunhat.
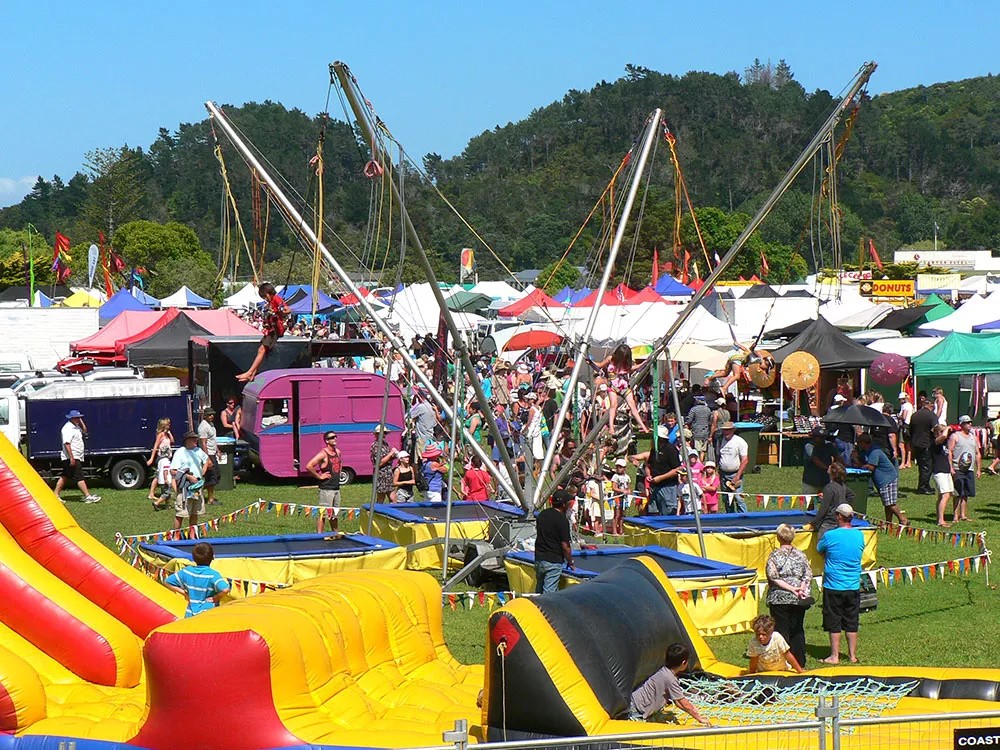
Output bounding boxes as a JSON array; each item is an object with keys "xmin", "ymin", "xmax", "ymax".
[
  {"xmin": 170, "ymin": 430, "xmax": 210, "ymax": 531},
  {"xmin": 54, "ymin": 409, "xmax": 100, "ymax": 503},
  {"xmin": 369, "ymin": 424, "xmax": 397, "ymax": 503},
  {"xmin": 421, "ymin": 444, "xmax": 447, "ymax": 502},
  {"xmin": 716, "ymin": 422, "xmax": 749, "ymax": 513}
]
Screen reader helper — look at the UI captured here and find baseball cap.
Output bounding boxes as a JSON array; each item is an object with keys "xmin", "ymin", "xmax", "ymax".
[
  {"xmin": 715, "ymin": 397, "xmax": 726, "ymax": 405},
  {"xmin": 833, "ymin": 394, "xmax": 847, "ymax": 403},
  {"xmin": 551, "ymin": 489, "xmax": 572, "ymax": 508},
  {"xmin": 959, "ymin": 415, "xmax": 972, "ymax": 424},
  {"xmin": 834, "ymin": 503, "xmax": 854, "ymax": 518},
  {"xmin": 397, "ymin": 450, "xmax": 409, "ymax": 458},
  {"xmin": 703, "ymin": 460, "xmax": 716, "ymax": 468},
  {"xmin": 615, "ymin": 458, "xmax": 627, "ymax": 466},
  {"xmin": 898, "ymin": 391, "xmax": 908, "ymax": 399}
]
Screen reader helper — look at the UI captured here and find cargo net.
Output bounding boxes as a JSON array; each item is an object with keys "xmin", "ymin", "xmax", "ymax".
[{"xmin": 672, "ymin": 676, "xmax": 919, "ymax": 727}]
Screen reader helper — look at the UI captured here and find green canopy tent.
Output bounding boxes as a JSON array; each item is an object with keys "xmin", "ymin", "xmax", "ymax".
[
  {"xmin": 911, "ymin": 332, "xmax": 1000, "ymax": 423},
  {"xmin": 912, "ymin": 293, "xmax": 954, "ymax": 327},
  {"xmin": 445, "ymin": 290, "xmax": 494, "ymax": 313}
]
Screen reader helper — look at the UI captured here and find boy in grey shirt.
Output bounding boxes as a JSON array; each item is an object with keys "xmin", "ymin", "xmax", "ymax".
[{"xmin": 628, "ymin": 643, "xmax": 711, "ymax": 726}]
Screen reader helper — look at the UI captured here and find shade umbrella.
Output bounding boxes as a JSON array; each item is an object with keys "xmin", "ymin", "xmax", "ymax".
[
  {"xmin": 822, "ymin": 404, "xmax": 896, "ymax": 429},
  {"xmin": 503, "ymin": 330, "xmax": 564, "ymax": 351},
  {"xmin": 869, "ymin": 352, "xmax": 909, "ymax": 385}
]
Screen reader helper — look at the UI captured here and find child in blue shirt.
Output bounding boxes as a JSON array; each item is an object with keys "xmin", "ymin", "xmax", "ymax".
[{"xmin": 164, "ymin": 542, "xmax": 230, "ymax": 617}]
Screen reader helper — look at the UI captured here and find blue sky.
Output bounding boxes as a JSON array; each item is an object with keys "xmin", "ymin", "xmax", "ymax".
[{"xmin": 1, "ymin": 1, "xmax": 995, "ymax": 209}]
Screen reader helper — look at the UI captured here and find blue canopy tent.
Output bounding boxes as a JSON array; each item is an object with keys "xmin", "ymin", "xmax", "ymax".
[
  {"xmin": 100, "ymin": 288, "xmax": 151, "ymax": 325},
  {"xmin": 653, "ymin": 276, "xmax": 694, "ymax": 296},
  {"xmin": 287, "ymin": 290, "xmax": 343, "ymax": 315},
  {"xmin": 33, "ymin": 291, "xmax": 54, "ymax": 308},
  {"xmin": 131, "ymin": 287, "xmax": 161, "ymax": 306},
  {"xmin": 568, "ymin": 287, "xmax": 592, "ymax": 305},
  {"xmin": 552, "ymin": 286, "xmax": 575, "ymax": 304}
]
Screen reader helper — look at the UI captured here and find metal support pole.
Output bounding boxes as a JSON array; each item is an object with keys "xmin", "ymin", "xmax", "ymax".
[
  {"xmin": 666, "ymin": 347, "xmax": 707, "ymax": 557},
  {"xmin": 534, "ymin": 109, "xmax": 663, "ymax": 507},
  {"xmin": 330, "ymin": 62, "xmax": 525, "ymax": 508},
  {"xmin": 442, "ymin": 359, "xmax": 462, "ymax": 581},
  {"xmin": 778, "ymin": 374, "xmax": 785, "ymax": 469},
  {"xmin": 205, "ymin": 100, "xmax": 521, "ymax": 504},
  {"xmin": 442, "ymin": 719, "xmax": 468, "ymax": 750},
  {"xmin": 542, "ymin": 62, "xmax": 877, "ymax": 498}
]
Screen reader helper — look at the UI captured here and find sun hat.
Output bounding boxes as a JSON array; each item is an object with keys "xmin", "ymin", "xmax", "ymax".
[
  {"xmin": 720, "ymin": 421, "xmax": 736, "ymax": 430},
  {"xmin": 397, "ymin": 450, "xmax": 409, "ymax": 459},
  {"xmin": 183, "ymin": 430, "xmax": 199, "ymax": 441},
  {"xmin": 657, "ymin": 424, "xmax": 670, "ymax": 439},
  {"xmin": 422, "ymin": 445, "xmax": 443, "ymax": 459},
  {"xmin": 65, "ymin": 409, "xmax": 84, "ymax": 419},
  {"xmin": 203, "ymin": 407, "xmax": 216, "ymax": 416},
  {"xmin": 373, "ymin": 424, "xmax": 387, "ymax": 433},
  {"xmin": 835, "ymin": 503, "xmax": 854, "ymax": 517},
  {"xmin": 703, "ymin": 460, "xmax": 716, "ymax": 468}
]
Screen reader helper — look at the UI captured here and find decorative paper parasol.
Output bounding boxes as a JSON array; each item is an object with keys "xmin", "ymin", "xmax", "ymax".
[
  {"xmin": 748, "ymin": 349, "xmax": 777, "ymax": 387},
  {"xmin": 782, "ymin": 351, "xmax": 820, "ymax": 390},
  {"xmin": 869, "ymin": 352, "xmax": 909, "ymax": 386}
]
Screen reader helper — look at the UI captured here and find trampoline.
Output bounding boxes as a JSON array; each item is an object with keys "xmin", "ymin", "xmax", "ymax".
[
  {"xmin": 624, "ymin": 510, "xmax": 878, "ymax": 580},
  {"xmin": 505, "ymin": 546, "xmax": 758, "ymax": 635},
  {"xmin": 138, "ymin": 532, "xmax": 406, "ymax": 591},
  {"xmin": 361, "ymin": 501, "xmax": 527, "ymax": 570}
]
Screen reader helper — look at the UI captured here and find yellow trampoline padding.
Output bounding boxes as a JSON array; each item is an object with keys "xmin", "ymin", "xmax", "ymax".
[
  {"xmin": 503, "ymin": 559, "xmax": 759, "ymax": 635},
  {"xmin": 623, "ymin": 523, "xmax": 878, "ymax": 581},
  {"xmin": 361, "ymin": 509, "xmax": 489, "ymax": 570},
  {"xmin": 149, "ymin": 570, "xmax": 483, "ymax": 747},
  {"xmin": 138, "ymin": 545, "xmax": 408, "ymax": 595}
]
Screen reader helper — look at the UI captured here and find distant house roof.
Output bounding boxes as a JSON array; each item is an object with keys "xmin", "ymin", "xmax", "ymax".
[{"xmin": 513, "ymin": 269, "xmax": 541, "ymax": 284}]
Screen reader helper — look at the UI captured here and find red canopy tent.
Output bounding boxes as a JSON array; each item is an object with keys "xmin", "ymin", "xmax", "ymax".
[
  {"xmin": 340, "ymin": 287, "xmax": 370, "ymax": 306},
  {"xmin": 572, "ymin": 284, "xmax": 640, "ymax": 308},
  {"xmin": 497, "ymin": 289, "xmax": 563, "ymax": 317},
  {"xmin": 70, "ymin": 311, "xmax": 167, "ymax": 355},
  {"xmin": 628, "ymin": 286, "xmax": 665, "ymax": 304}
]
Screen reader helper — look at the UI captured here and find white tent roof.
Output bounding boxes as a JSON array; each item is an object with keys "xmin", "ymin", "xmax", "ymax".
[
  {"xmin": 733, "ymin": 297, "xmax": 817, "ymax": 338},
  {"xmin": 470, "ymin": 280, "xmax": 523, "ymax": 300},
  {"xmin": 377, "ymin": 283, "xmax": 486, "ymax": 339},
  {"xmin": 831, "ymin": 302, "xmax": 895, "ymax": 331},
  {"xmin": 223, "ymin": 282, "xmax": 260, "ymax": 308},
  {"xmin": 867, "ymin": 337, "xmax": 944, "ymax": 358},
  {"xmin": 917, "ymin": 291, "xmax": 1000, "ymax": 335},
  {"xmin": 160, "ymin": 285, "xmax": 211, "ymax": 308}
]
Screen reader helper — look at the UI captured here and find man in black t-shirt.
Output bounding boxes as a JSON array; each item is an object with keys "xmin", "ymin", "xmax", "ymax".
[
  {"xmin": 535, "ymin": 489, "xmax": 574, "ymax": 593},
  {"xmin": 909, "ymin": 397, "xmax": 937, "ymax": 494},
  {"xmin": 802, "ymin": 428, "xmax": 839, "ymax": 494},
  {"xmin": 646, "ymin": 425, "xmax": 681, "ymax": 515}
]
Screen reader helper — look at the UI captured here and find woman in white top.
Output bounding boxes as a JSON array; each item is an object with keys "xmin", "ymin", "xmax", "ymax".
[
  {"xmin": 898, "ymin": 392, "xmax": 914, "ymax": 469},
  {"xmin": 932, "ymin": 387, "xmax": 948, "ymax": 426}
]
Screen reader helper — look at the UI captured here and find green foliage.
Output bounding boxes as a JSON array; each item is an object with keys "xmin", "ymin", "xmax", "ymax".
[
  {"xmin": 536, "ymin": 261, "xmax": 581, "ymax": 294},
  {"xmin": 0, "ymin": 229, "xmax": 56, "ymax": 288},
  {"xmin": 1, "ymin": 68, "xmax": 999, "ymax": 296},
  {"xmin": 114, "ymin": 220, "xmax": 217, "ymax": 298}
]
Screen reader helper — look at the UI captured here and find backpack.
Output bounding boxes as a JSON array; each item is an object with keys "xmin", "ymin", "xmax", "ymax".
[{"xmin": 415, "ymin": 462, "xmax": 430, "ymax": 492}]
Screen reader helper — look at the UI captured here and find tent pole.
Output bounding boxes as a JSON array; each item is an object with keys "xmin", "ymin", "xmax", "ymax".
[
  {"xmin": 666, "ymin": 347, "xmax": 707, "ymax": 557},
  {"xmin": 442, "ymin": 358, "xmax": 462, "ymax": 582},
  {"xmin": 779, "ymin": 374, "xmax": 784, "ymax": 469}
]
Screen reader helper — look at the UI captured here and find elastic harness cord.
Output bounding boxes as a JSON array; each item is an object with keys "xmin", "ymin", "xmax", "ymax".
[{"xmin": 496, "ymin": 641, "xmax": 508, "ymax": 742}]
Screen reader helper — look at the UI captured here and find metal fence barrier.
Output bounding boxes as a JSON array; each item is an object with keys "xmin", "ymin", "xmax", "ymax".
[{"xmin": 418, "ymin": 702, "xmax": 1000, "ymax": 750}]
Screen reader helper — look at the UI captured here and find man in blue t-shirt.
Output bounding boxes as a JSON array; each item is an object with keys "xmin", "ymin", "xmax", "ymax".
[
  {"xmin": 164, "ymin": 542, "xmax": 230, "ymax": 617},
  {"xmin": 817, "ymin": 504, "xmax": 865, "ymax": 665}
]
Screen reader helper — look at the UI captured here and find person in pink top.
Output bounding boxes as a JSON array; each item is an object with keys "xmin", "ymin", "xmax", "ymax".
[{"xmin": 698, "ymin": 461, "xmax": 720, "ymax": 513}]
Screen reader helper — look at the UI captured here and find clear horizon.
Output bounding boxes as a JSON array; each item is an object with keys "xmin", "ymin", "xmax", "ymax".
[{"xmin": 2, "ymin": 0, "xmax": 995, "ymax": 210}]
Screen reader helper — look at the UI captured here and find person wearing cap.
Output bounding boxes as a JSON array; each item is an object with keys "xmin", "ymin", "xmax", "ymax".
[
  {"xmin": 854, "ymin": 433, "xmax": 906, "ymax": 526},
  {"xmin": 709, "ymin": 397, "xmax": 731, "ymax": 461},
  {"xmin": 170, "ymin": 431, "xmax": 211, "ymax": 531},
  {"xmin": 948, "ymin": 415, "xmax": 981, "ymax": 523},
  {"xmin": 802, "ymin": 427, "xmax": 838, "ymax": 495},
  {"xmin": 197, "ymin": 407, "xmax": 220, "ymax": 506},
  {"xmin": 407, "ymin": 391, "xmax": 438, "ymax": 460},
  {"xmin": 716, "ymin": 422, "xmax": 749, "ymax": 513},
  {"xmin": 54, "ymin": 409, "xmax": 100, "ymax": 503},
  {"xmin": 816, "ymin": 503, "xmax": 865, "ymax": 664},
  {"xmin": 636, "ymin": 424, "xmax": 681, "ymax": 516},
  {"xmin": 370, "ymin": 425, "xmax": 397, "ymax": 503},
  {"xmin": 535, "ymin": 489, "xmax": 574, "ymax": 593},
  {"xmin": 897, "ymin": 392, "xmax": 913, "ymax": 469},
  {"xmin": 392, "ymin": 451, "xmax": 416, "ymax": 502},
  {"xmin": 306, "ymin": 431, "xmax": 344, "ymax": 532}
]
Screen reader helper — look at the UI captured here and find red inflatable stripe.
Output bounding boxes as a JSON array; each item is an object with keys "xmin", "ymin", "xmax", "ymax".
[
  {"xmin": 0, "ymin": 562, "xmax": 118, "ymax": 686},
  {"xmin": 132, "ymin": 630, "xmax": 300, "ymax": 749},
  {"xmin": 0, "ymin": 455, "xmax": 175, "ymax": 637},
  {"xmin": 0, "ymin": 679, "xmax": 17, "ymax": 732}
]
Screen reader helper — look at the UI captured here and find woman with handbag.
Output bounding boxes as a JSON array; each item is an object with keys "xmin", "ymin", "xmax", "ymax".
[{"xmin": 765, "ymin": 524, "xmax": 813, "ymax": 669}]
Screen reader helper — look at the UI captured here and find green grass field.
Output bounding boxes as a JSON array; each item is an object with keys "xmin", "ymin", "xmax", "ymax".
[{"xmin": 61, "ymin": 463, "xmax": 1000, "ymax": 670}]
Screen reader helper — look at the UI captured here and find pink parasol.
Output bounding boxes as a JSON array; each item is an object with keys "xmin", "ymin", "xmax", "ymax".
[{"xmin": 869, "ymin": 352, "xmax": 909, "ymax": 386}]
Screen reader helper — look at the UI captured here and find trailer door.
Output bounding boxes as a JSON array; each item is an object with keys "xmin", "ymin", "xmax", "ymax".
[{"xmin": 291, "ymin": 378, "xmax": 323, "ymax": 473}]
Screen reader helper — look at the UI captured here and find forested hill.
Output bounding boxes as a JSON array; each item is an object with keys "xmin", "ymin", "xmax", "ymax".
[{"xmin": 2, "ymin": 63, "xmax": 998, "ymax": 297}]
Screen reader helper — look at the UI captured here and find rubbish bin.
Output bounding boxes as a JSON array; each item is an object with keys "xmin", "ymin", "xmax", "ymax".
[
  {"xmin": 845, "ymin": 467, "xmax": 870, "ymax": 518},
  {"xmin": 215, "ymin": 437, "xmax": 236, "ymax": 491},
  {"xmin": 733, "ymin": 422, "xmax": 764, "ymax": 473}
]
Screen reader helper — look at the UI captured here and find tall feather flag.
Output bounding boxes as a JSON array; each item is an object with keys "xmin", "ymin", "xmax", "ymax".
[
  {"xmin": 651, "ymin": 247, "xmax": 659, "ymax": 286},
  {"xmin": 52, "ymin": 232, "xmax": 72, "ymax": 283},
  {"xmin": 760, "ymin": 250, "xmax": 770, "ymax": 277},
  {"xmin": 869, "ymin": 239, "xmax": 884, "ymax": 270},
  {"xmin": 681, "ymin": 249, "xmax": 691, "ymax": 285},
  {"xmin": 99, "ymin": 231, "xmax": 114, "ymax": 299},
  {"xmin": 460, "ymin": 248, "xmax": 475, "ymax": 282}
]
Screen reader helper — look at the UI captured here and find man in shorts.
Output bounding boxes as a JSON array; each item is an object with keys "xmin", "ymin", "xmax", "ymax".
[
  {"xmin": 198, "ymin": 407, "xmax": 221, "ymax": 505},
  {"xmin": 817, "ymin": 503, "xmax": 865, "ymax": 664},
  {"xmin": 949, "ymin": 415, "xmax": 981, "ymax": 522},
  {"xmin": 306, "ymin": 430, "xmax": 343, "ymax": 533},
  {"xmin": 170, "ymin": 431, "xmax": 210, "ymax": 532},
  {"xmin": 53, "ymin": 409, "xmax": 101, "ymax": 503}
]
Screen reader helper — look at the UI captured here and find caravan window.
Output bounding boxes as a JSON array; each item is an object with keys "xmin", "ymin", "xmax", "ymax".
[
  {"xmin": 260, "ymin": 398, "xmax": 289, "ymax": 427},
  {"xmin": 0, "ymin": 399, "xmax": 8, "ymax": 426}
]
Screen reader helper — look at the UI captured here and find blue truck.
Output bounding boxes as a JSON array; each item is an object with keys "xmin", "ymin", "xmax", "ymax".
[{"xmin": 1, "ymin": 378, "xmax": 192, "ymax": 490}]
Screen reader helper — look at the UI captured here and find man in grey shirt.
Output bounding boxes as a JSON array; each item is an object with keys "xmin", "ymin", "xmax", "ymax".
[
  {"xmin": 408, "ymin": 393, "xmax": 438, "ymax": 459},
  {"xmin": 685, "ymin": 395, "xmax": 713, "ymax": 460},
  {"xmin": 948, "ymin": 415, "xmax": 981, "ymax": 522},
  {"xmin": 197, "ymin": 408, "xmax": 220, "ymax": 505}
]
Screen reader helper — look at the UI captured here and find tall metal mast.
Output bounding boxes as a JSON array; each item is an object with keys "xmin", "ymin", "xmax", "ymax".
[
  {"xmin": 329, "ymin": 61, "xmax": 527, "ymax": 508},
  {"xmin": 205, "ymin": 100, "xmax": 523, "ymax": 504},
  {"xmin": 542, "ymin": 62, "xmax": 878, "ymax": 499}
]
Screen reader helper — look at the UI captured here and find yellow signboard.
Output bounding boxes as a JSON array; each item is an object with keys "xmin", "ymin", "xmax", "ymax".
[{"xmin": 859, "ymin": 279, "xmax": 915, "ymax": 297}]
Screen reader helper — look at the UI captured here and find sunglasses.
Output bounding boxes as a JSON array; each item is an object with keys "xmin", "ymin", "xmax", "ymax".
[{"xmin": 325, "ymin": 435, "xmax": 338, "ymax": 441}]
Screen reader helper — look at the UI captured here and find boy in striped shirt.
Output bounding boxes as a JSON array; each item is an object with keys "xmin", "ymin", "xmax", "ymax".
[{"xmin": 164, "ymin": 542, "xmax": 230, "ymax": 617}]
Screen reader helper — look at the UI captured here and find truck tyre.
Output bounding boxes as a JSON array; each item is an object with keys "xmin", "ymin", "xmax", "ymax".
[
  {"xmin": 111, "ymin": 459, "xmax": 147, "ymax": 491},
  {"xmin": 339, "ymin": 467, "xmax": 356, "ymax": 486}
]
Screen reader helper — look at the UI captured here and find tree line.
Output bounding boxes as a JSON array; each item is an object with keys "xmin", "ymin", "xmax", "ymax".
[{"xmin": 1, "ymin": 64, "xmax": 998, "ymax": 298}]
